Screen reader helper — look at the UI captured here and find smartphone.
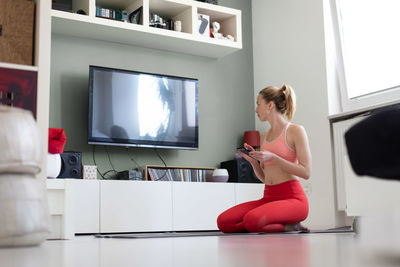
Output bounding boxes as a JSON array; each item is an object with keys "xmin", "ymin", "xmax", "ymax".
[
  {"xmin": 238, "ymin": 147, "xmax": 251, "ymax": 156},
  {"xmin": 237, "ymin": 146, "xmax": 257, "ymax": 160}
]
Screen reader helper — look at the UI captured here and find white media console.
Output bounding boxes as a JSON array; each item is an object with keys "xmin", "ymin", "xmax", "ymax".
[{"xmin": 46, "ymin": 179, "xmax": 264, "ymax": 239}]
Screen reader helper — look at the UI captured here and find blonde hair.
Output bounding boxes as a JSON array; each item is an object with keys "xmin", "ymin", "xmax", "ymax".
[{"xmin": 258, "ymin": 84, "xmax": 296, "ymax": 121}]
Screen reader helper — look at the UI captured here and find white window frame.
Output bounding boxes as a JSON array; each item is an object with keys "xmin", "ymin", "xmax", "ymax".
[{"xmin": 331, "ymin": 0, "xmax": 400, "ymax": 113}]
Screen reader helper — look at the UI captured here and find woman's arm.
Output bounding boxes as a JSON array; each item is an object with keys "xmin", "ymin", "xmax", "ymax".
[
  {"xmin": 250, "ymin": 159, "xmax": 266, "ymax": 183},
  {"xmin": 250, "ymin": 125, "xmax": 312, "ymax": 180}
]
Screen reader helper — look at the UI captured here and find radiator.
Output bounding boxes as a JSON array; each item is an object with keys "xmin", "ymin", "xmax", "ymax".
[{"xmin": 332, "ymin": 115, "xmax": 400, "ymax": 216}]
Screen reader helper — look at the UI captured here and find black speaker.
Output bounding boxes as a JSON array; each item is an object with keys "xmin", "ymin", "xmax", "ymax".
[
  {"xmin": 57, "ymin": 151, "xmax": 82, "ymax": 179},
  {"xmin": 220, "ymin": 158, "xmax": 261, "ymax": 183}
]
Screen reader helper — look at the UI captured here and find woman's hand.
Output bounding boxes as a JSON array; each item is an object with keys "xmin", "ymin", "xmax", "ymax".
[
  {"xmin": 249, "ymin": 150, "xmax": 275, "ymax": 163},
  {"xmin": 237, "ymin": 143, "xmax": 266, "ymax": 183},
  {"xmin": 243, "ymin": 143, "xmax": 254, "ymax": 151},
  {"xmin": 238, "ymin": 143, "xmax": 258, "ymax": 164}
]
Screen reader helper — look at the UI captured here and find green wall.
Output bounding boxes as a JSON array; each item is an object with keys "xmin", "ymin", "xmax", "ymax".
[{"xmin": 49, "ymin": 0, "xmax": 254, "ymax": 178}]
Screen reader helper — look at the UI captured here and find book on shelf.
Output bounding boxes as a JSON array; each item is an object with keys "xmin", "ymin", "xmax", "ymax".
[{"xmin": 96, "ymin": 6, "xmax": 127, "ymax": 22}]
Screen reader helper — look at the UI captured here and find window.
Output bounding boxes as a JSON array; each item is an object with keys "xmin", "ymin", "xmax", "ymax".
[{"xmin": 334, "ymin": 0, "xmax": 400, "ymax": 111}]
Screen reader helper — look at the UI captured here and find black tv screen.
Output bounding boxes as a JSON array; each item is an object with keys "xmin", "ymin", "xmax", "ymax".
[{"xmin": 88, "ymin": 66, "xmax": 199, "ymax": 150}]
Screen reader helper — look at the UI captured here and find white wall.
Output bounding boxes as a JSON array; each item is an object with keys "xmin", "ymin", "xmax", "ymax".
[
  {"xmin": 252, "ymin": 0, "xmax": 343, "ymax": 229},
  {"xmin": 323, "ymin": 0, "xmax": 342, "ymax": 115}
]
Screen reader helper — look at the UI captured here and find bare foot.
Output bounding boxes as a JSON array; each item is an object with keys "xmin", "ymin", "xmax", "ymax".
[{"xmin": 285, "ymin": 223, "xmax": 310, "ymax": 232}]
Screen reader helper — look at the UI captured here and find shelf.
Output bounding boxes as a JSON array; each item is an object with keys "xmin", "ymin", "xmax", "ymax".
[
  {"xmin": 51, "ymin": 0, "xmax": 242, "ymax": 58},
  {"xmin": 96, "ymin": 0, "xmax": 139, "ymax": 10},
  {"xmin": 0, "ymin": 62, "xmax": 38, "ymax": 72},
  {"xmin": 149, "ymin": 0, "xmax": 192, "ymax": 19}
]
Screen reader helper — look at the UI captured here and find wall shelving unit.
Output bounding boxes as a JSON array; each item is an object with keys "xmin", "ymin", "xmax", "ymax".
[
  {"xmin": 4, "ymin": 0, "xmax": 248, "ymax": 238},
  {"xmin": 51, "ymin": 0, "xmax": 242, "ymax": 58},
  {"xmin": 0, "ymin": 0, "xmax": 52, "ymax": 183}
]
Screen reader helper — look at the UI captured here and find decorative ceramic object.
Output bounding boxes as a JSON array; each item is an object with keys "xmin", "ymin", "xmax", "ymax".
[
  {"xmin": 209, "ymin": 169, "xmax": 229, "ymax": 182},
  {"xmin": 174, "ymin": 20, "xmax": 182, "ymax": 32},
  {"xmin": 0, "ymin": 105, "xmax": 41, "ymax": 174},
  {"xmin": 211, "ymin": 21, "xmax": 223, "ymax": 39},
  {"xmin": 0, "ymin": 105, "xmax": 49, "ymax": 247},
  {"xmin": 0, "ymin": 175, "xmax": 49, "ymax": 247},
  {"xmin": 47, "ymin": 153, "xmax": 62, "ymax": 178}
]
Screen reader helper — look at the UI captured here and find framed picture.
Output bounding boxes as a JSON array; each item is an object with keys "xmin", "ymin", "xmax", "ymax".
[{"xmin": 0, "ymin": 67, "xmax": 37, "ymax": 118}]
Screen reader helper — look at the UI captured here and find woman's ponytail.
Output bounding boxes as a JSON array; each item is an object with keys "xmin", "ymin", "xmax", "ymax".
[{"xmin": 281, "ymin": 84, "xmax": 296, "ymax": 121}]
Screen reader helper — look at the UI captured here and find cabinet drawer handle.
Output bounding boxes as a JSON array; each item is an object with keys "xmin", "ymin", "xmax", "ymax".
[{"xmin": 0, "ymin": 25, "xmax": 2, "ymax": 36}]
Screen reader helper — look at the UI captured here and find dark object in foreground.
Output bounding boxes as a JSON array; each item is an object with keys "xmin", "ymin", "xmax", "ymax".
[{"xmin": 345, "ymin": 106, "xmax": 400, "ymax": 180}]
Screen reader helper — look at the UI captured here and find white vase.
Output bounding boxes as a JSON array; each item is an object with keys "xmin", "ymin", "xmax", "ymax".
[
  {"xmin": 0, "ymin": 175, "xmax": 49, "ymax": 247},
  {"xmin": 47, "ymin": 153, "xmax": 62, "ymax": 178},
  {"xmin": 0, "ymin": 105, "xmax": 41, "ymax": 174},
  {"xmin": 0, "ymin": 105, "xmax": 49, "ymax": 247},
  {"xmin": 210, "ymin": 169, "xmax": 229, "ymax": 182}
]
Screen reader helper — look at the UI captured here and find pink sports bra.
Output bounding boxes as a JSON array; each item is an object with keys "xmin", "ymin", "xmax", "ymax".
[{"xmin": 261, "ymin": 123, "xmax": 298, "ymax": 166}]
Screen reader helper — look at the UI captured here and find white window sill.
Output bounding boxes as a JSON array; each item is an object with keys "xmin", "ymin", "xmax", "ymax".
[{"xmin": 328, "ymin": 99, "xmax": 400, "ymax": 122}]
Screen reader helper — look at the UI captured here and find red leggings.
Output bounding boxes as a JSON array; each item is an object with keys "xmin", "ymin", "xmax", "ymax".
[{"xmin": 217, "ymin": 180, "xmax": 309, "ymax": 233}]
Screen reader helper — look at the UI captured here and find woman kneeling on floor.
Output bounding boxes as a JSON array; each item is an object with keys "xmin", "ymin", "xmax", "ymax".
[{"xmin": 217, "ymin": 84, "xmax": 311, "ymax": 233}]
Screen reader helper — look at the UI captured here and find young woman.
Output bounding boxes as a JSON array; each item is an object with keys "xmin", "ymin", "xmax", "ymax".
[{"xmin": 217, "ymin": 84, "xmax": 311, "ymax": 233}]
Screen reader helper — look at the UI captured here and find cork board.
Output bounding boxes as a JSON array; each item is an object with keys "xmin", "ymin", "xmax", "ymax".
[{"xmin": 0, "ymin": 0, "xmax": 35, "ymax": 65}]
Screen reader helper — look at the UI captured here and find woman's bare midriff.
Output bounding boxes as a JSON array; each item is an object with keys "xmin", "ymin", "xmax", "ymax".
[{"xmin": 262, "ymin": 164, "xmax": 297, "ymax": 185}]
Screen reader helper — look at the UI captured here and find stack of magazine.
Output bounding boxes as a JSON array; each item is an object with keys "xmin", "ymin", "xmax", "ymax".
[{"xmin": 148, "ymin": 168, "xmax": 212, "ymax": 182}]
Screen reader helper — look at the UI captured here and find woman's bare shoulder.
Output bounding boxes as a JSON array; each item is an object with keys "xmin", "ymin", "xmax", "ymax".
[{"xmin": 288, "ymin": 123, "xmax": 307, "ymax": 137}]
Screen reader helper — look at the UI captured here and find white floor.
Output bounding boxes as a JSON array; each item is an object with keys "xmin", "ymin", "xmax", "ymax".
[{"xmin": 1, "ymin": 233, "xmax": 399, "ymax": 267}]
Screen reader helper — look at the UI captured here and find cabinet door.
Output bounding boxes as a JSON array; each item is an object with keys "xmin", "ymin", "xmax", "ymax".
[
  {"xmin": 47, "ymin": 179, "xmax": 100, "ymax": 238},
  {"xmin": 235, "ymin": 183, "xmax": 264, "ymax": 205},
  {"xmin": 74, "ymin": 180, "xmax": 100, "ymax": 234},
  {"xmin": 172, "ymin": 182, "xmax": 235, "ymax": 231},
  {"xmin": 100, "ymin": 180, "xmax": 173, "ymax": 233}
]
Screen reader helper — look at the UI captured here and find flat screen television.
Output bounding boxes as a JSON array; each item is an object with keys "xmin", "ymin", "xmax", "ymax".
[{"xmin": 88, "ymin": 66, "xmax": 199, "ymax": 150}]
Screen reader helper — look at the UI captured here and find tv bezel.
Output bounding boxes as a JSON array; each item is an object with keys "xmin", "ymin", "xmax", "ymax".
[{"xmin": 88, "ymin": 65, "xmax": 199, "ymax": 150}]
